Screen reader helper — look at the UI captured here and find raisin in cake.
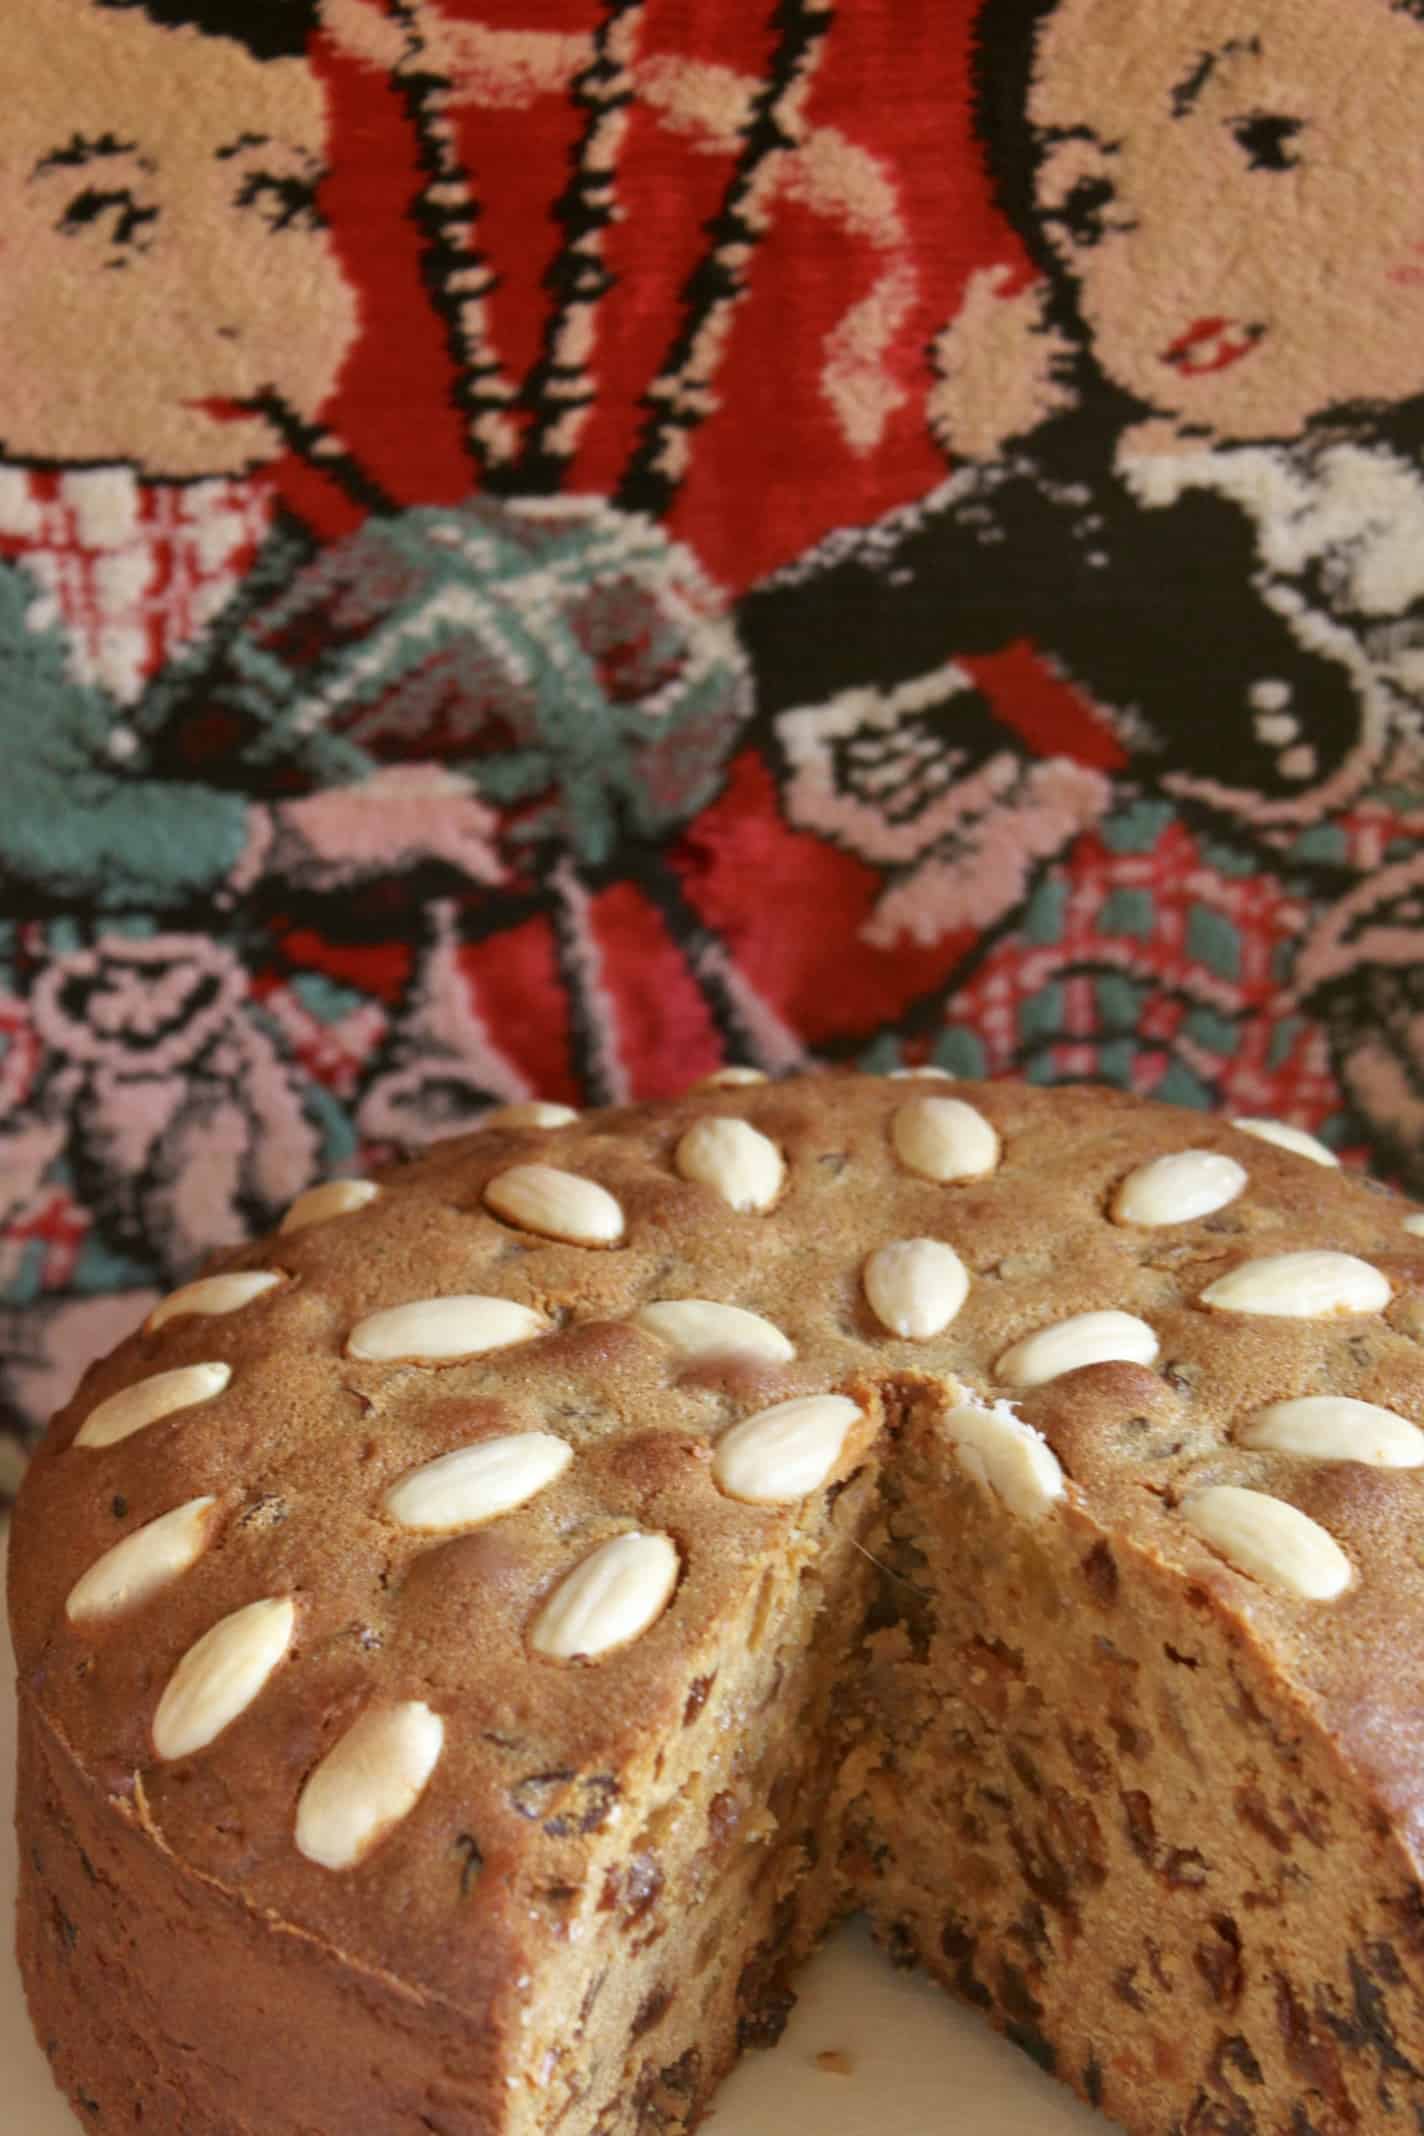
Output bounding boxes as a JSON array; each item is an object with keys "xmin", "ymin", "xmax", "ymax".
[{"xmin": 13, "ymin": 1073, "xmax": 1424, "ymax": 2134}]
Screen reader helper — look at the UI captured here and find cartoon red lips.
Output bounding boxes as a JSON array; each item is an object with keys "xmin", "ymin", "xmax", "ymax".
[{"xmin": 1162, "ymin": 316, "xmax": 1266, "ymax": 375}]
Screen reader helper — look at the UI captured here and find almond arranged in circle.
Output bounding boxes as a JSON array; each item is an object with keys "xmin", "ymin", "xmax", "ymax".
[
  {"xmin": 863, "ymin": 1239, "xmax": 969, "ymax": 1341},
  {"xmin": 66, "ymin": 1497, "xmax": 218, "ymax": 1623},
  {"xmin": 295, "ymin": 1702, "xmax": 445, "ymax": 1871},
  {"xmin": 383, "ymin": 1434, "xmax": 572, "ymax": 1532},
  {"xmin": 147, "ymin": 1271, "xmax": 285, "ymax": 1333},
  {"xmin": 675, "ymin": 1117, "xmax": 785, "ymax": 1213},
  {"xmin": 1112, "ymin": 1150, "xmax": 1246, "ymax": 1228},
  {"xmin": 1238, "ymin": 1395, "xmax": 1424, "ymax": 1468},
  {"xmin": 75, "ymin": 1361, "xmax": 233, "ymax": 1450},
  {"xmin": 346, "ymin": 1295, "xmax": 549, "ymax": 1364},
  {"xmin": 1231, "ymin": 1117, "xmax": 1338, "ymax": 1167},
  {"xmin": 1404, "ymin": 1213, "xmax": 1424, "ymax": 1238},
  {"xmin": 280, "ymin": 1180, "xmax": 381, "ymax": 1235},
  {"xmin": 483, "ymin": 1100, "xmax": 580, "ymax": 1129},
  {"xmin": 632, "ymin": 1299, "xmax": 795, "ymax": 1363},
  {"xmin": 1200, "ymin": 1251, "xmax": 1390, "ymax": 1319},
  {"xmin": 995, "ymin": 1309, "xmax": 1158, "ymax": 1390},
  {"xmin": 152, "ymin": 1596, "xmax": 296, "ymax": 1761},
  {"xmin": 886, "ymin": 1065, "xmax": 953, "ymax": 1079},
  {"xmin": 531, "ymin": 1533, "xmax": 680, "ymax": 1661},
  {"xmin": 483, "ymin": 1163, "xmax": 624, "ymax": 1246},
  {"xmin": 1181, "ymin": 1485, "xmax": 1351, "ymax": 1600},
  {"xmin": 945, "ymin": 1402, "xmax": 1065, "ymax": 1522},
  {"xmin": 712, "ymin": 1394, "xmax": 862, "ymax": 1504},
  {"xmin": 891, "ymin": 1096, "xmax": 999, "ymax": 1184}
]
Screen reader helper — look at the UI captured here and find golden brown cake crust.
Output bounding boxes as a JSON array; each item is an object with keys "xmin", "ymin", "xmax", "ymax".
[{"xmin": 13, "ymin": 1072, "xmax": 1424, "ymax": 2131}]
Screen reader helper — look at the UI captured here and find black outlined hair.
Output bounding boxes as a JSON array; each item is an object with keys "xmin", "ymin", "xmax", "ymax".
[
  {"xmin": 966, "ymin": 0, "xmax": 1148, "ymax": 424},
  {"xmin": 95, "ymin": 0, "xmax": 319, "ymax": 62},
  {"xmin": 970, "ymin": 0, "xmax": 1063, "ymax": 280}
]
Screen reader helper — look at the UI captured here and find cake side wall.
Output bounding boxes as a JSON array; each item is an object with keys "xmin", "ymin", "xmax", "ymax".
[{"xmin": 16, "ymin": 1696, "xmax": 521, "ymax": 2136}]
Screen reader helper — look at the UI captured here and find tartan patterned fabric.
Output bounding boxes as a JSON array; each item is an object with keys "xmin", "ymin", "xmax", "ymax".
[{"xmin": 0, "ymin": 468, "xmax": 273, "ymax": 706}]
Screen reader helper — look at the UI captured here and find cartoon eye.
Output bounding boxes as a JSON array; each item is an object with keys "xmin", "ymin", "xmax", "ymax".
[
  {"xmin": 1035, "ymin": 131, "xmax": 1135, "ymax": 251},
  {"xmin": 56, "ymin": 187, "xmax": 159, "ymax": 261},
  {"xmin": 1230, "ymin": 113, "xmax": 1305, "ymax": 171},
  {"xmin": 234, "ymin": 168, "xmax": 326, "ymax": 234},
  {"xmin": 33, "ymin": 133, "xmax": 158, "ymax": 263},
  {"xmin": 1050, "ymin": 175, "xmax": 1120, "ymax": 248}
]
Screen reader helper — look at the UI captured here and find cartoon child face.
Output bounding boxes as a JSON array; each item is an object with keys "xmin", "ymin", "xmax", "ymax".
[
  {"xmin": 0, "ymin": 0, "xmax": 358, "ymax": 478},
  {"xmin": 1029, "ymin": 0, "xmax": 1424, "ymax": 444}
]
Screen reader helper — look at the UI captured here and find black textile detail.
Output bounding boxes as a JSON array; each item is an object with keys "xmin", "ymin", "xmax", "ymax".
[
  {"xmin": 738, "ymin": 428, "xmax": 1366, "ymax": 821},
  {"xmin": 96, "ymin": 0, "xmax": 318, "ymax": 61},
  {"xmin": 617, "ymin": 0, "xmax": 833, "ymax": 521},
  {"xmin": 509, "ymin": 0, "xmax": 642, "ymax": 497},
  {"xmin": 385, "ymin": 4, "xmax": 509, "ymax": 485}
]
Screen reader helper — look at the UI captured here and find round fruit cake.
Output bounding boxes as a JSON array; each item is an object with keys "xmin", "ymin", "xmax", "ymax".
[{"xmin": 12, "ymin": 1072, "xmax": 1424, "ymax": 2134}]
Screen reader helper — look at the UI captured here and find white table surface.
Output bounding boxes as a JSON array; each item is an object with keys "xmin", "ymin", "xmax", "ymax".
[{"xmin": 1, "ymin": 1519, "xmax": 1099, "ymax": 2134}]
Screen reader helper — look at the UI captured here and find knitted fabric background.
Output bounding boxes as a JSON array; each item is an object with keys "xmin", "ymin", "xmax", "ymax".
[{"xmin": 3, "ymin": 0, "xmax": 1422, "ymax": 1478}]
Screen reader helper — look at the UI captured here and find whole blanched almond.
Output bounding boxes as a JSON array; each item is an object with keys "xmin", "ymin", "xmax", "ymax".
[
  {"xmin": 1231, "ymin": 1117, "xmax": 1338, "ymax": 1168},
  {"xmin": 296, "ymin": 1702, "xmax": 445, "ymax": 1871},
  {"xmin": 1112, "ymin": 1149, "xmax": 1246, "ymax": 1227},
  {"xmin": 483, "ymin": 1100, "xmax": 579, "ymax": 1129},
  {"xmin": 996, "ymin": 1309, "xmax": 1159, "ymax": 1390},
  {"xmin": 694, "ymin": 1067, "xmax": 767, "ymax": 1089},
  {"xmin": 147, "ymin": 1271, "xmax": 284, "ymax": 1332},
  {"xmin": 280, "ymin": 1180, "xmax": 380, "ymax": 1235},
  {"xmin": 675, "ymin": 1117, "xmax": 785, "ymax": 1213},
  {"xmin": 75, "ymin": 1361, "xmax": 233, "ymax": 1450},
  {"xmin": 892, "ymin": 1096, "xmax": 999, "ymax": 1183},
  {"xmin": 632, "ymin": 1299, "xmax": 794, "ymax": 1363},
  {"xmin": 1181, "ymin": 1485, "xmax": 1351, "ymax": 1600},
  {"xmin": 1201, "ymin": 1251, "xmax": 1390, "ymax": 1318},
  {"xmin": 712, "ymin": 1394, "xmax": 861, "ymax": 1504},
  {"xmin": 66, "ymin": 1497, "xmax": 218, "ymax": 1622},
  {"xmin": 1238, "ymin": 1395, "xmax": 1424, "ymax": 1468},
  {"xmin": 945, "ymin": 1403, "xmax": 1065, "ymax": 1521},
  {"xmin": 152, "ymin": 1596, "xmax": 296, "ymax": 1760},
  {"xmin": 1404, "ymin": 1214, "xmax": 1424, "ymax": 1238},
  {"xmin": 484, "ymin": 1163, "xmax": 624, "ymax": 1246},
  {"xmin": 531, "ymin": 1532, "xmax": 679, "ymax": 1660},
  {"xmin": 346, "ymin": 1295, "xmax": 549, "ymax": 1363},
  {"xmin": 383, "ymin": 1433, "xmax": 572, "ymax": 1531},
  {"xmin": 863, "ymin": 1239, "xmax": 969, "ymax": 1340},
  {"xmin": 887, "ymin": 1065, "xmax": 953, "ymax": 1079}
]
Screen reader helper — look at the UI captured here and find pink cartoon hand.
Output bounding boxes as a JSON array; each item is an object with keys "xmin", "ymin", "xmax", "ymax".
[
  {"xmin": 261, "ymin": 766, "xmax": 507, "ymax": 894},
  {"xmin": 927, "ymin": 266, "xmax": 1077, "ymax": 464}
]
